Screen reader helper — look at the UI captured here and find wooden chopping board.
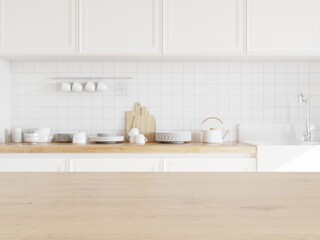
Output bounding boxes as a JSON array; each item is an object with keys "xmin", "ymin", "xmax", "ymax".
[{"xmin": 125, "ymin": 102, "xmax": 156, "ymax": 142}]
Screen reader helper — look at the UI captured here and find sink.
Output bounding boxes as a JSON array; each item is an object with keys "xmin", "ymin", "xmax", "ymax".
[
  {"xmin": 294, "ymin": 141, "xmax": 320, "ymax": 145},
  {"xmin": 246, "ymin": 141, "xmax": 320, "ymax": 146},
  {"xmin": 239, "ymin": 124, "xmax": 320, "ymax": 172}
]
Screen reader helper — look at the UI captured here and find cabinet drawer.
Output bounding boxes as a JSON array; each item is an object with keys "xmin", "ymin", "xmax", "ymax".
[
  {"xmin": 164, "ymin": 158, "xmax": 257, "ymax": 172},
  {"xmin": 0, "ymin": 158, "xmax": 68, "ymax": 172},
  {"xmin": 70, "ymin": 158, "xmax": 162, "ymax": 172}
]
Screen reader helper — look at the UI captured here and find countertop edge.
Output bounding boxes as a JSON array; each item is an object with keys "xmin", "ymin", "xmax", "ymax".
[{"xmin": 0, "ymin": 142, "xmax": 257, "ymax": 155}]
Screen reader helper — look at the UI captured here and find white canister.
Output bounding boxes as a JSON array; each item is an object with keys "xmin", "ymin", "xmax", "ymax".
[{"xmin": 12, "ymin": 128, "xmax": 23, "ymax": 143}]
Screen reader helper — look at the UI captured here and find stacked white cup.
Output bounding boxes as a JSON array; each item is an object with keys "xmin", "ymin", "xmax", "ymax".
[{"xmin": 12, "ymin": 128, "xmax": 23, "ymax": 143}]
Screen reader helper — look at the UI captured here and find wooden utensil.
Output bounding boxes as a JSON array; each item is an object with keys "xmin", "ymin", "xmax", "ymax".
[{"xmin": 125, "ymin": 102, "xmax": 156, "ymax": 142}]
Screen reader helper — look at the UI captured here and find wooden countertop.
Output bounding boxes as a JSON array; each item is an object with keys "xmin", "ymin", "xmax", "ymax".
[
  {"xmin": 0, "ymin": 173, "xmax": 319, "ymax": 240},
  {"xmin": 0, "ymin": 142, "xmax": 256, "ymax": 154}
]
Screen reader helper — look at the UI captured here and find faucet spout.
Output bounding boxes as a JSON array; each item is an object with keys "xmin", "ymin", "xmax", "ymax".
[{"xmin": 298, "ymin": 93, "xmax": 311, "ymax": 142}]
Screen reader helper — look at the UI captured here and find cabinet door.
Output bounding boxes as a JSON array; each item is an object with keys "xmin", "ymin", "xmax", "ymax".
[
  {"xmin": 0, "ymin": 158, "xmax": 68, "ymax": 172},
  {"xmin": 80, "ymin": 0, "xmax": 161, "ymax": 54},
  {"xmin": 258, "ymin": 145, "xmax": 320, "ymax": 172},
  {"xmin": 248, "ymin": 0, "xmax": 320, "ymax": 54},
  {"xmin": 164, "ymin": 158, "xmax": 256, "ymax": 172},
  {"xmin": 0, "ymin": 0, "xmax": 78, "ymax": 54},
  {"xmin": 163, "ymin": 0, "xmax": 245, "ymax": 54},
  {"xmin": 70, "ymin": 158, "xmax": 162, "ymax": 172}
]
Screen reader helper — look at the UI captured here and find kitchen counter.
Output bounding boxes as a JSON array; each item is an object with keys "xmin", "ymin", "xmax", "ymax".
[
  {"xmin": 0, "ymin": 142, "xmax": 256, "ymax": 154},
  {"xmin": 0, "ymin": 173, "xmax": 319, "ymax": 240}
]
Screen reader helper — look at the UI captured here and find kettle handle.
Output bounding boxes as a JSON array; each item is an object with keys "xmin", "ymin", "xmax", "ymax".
[{"xmin": 202, "ymin": 117, "xmax": 223, "ymax": 126}]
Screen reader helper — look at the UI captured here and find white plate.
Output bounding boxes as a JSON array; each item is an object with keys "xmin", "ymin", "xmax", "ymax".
[{"xmin": 90, "ymin": 136, "xmax": 125, "ymax": 144}]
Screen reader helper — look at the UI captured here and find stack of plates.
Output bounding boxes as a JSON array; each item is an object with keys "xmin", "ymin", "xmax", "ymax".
[
  {"xmin": 156, "ymin": 131, "xmax": 192, "ymax": 144},
  {"xmin": 90, "ymin": 133, "xmax": 125, "ymax": 144},
  {"xmin": 54, "ymin": 133, "xmax": 73, "ymax": 143}
]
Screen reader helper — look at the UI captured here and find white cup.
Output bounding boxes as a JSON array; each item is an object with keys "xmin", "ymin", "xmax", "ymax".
[
  {"xmin": 96, "ymin": 82, "xmax": 108, "ymax": 92},
  {"xmin": 61, "ymin": 83, "xmax": 71, "ymax": 92},
  {"xmin": 135, "ymin": 134, "xmax": 148, "ymax": 145},
  {"xmin": 85, "ymin": 81, "xmax": 96, "ymax": 92},
  {"xmin": 12, "ymin": 128, "xmax": 22, "ymax": 143},
  {"xmin": 128, "ymin": 128, "xmax": 140, "ymax": 143},
  {"xmin": 72, "ymin": 82, "xmax": 83, "ymax": 92}
]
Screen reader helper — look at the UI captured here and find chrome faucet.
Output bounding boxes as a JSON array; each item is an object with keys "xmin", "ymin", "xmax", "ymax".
[{"xmin": 298, "ymin": 93, "xmax": 312, "ymax": 142}]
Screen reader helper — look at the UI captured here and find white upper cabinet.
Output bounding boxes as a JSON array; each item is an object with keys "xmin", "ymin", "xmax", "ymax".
[
  {"xmin": 79, "ymin": 0, "xmax": 161, "ymax": 54},
  {"xmin": 2, "ymin": 0, "xmax": 320, "ymax": 57},
  {"xmin": 163, "ymin": 0, "xmax": 245, "ymax": 54},
  {"xmin": 248, "ymin": 0, "xmax": 320, "ymax": 55},
  {"xmin": 0, "ymin": 0, "xmax": 78, "ymax": 54}
]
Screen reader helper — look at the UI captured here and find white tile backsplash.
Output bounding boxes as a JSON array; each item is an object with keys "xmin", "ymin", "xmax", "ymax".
[{"xmin": 10, "ymin": 61, "xmax": 320, "ymax": 142}]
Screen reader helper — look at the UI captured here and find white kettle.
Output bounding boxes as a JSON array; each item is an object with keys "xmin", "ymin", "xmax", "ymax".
[{"xmin": 202, "ymin": 117, "xmax": 229, "ymax": 144}]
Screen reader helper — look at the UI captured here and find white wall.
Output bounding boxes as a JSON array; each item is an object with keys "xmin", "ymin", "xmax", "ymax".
[
  {"xmin": 10, "ymin": 61, "xmax": 320, "ymax": 142},
  {"xmin": 0, "ymin": 58, "xmax": 11, "ymax": 143}
]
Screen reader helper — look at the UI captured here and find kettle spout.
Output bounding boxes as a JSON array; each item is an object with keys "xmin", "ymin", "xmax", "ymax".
[{"xmin": 222, "ymin": 130, "xmax": 230, "ymax": 140}]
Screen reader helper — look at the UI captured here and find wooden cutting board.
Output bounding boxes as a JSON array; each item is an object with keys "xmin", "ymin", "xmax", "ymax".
[{"xmin": 125, "ymin": 102, "xmax": 156, "ymax": 142}]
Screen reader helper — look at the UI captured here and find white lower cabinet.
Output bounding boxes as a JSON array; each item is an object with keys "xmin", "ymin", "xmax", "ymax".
[
  {"xmin": 0, "ymin": 158, "xmax": 68, "ymax": 172},
  {"xmin": 0, "ymin": 156, "xmax": 257, "ymax": 172},
  {"xmin": 70, "ymin": 158, "xmax": 162, "ymax": 172},
  {"xmin": 164, "ymin": 158, "xmax": 257, "ymax": 172}
]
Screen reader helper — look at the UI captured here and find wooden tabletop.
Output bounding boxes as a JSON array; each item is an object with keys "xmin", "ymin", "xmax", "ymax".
[
  {"xmin": 0, "ymin": 173, "xmax": 319, "ymax": 240},
  {"xmin": 0, "ymin": 142, "xmax": 256, "ymax": 154}
]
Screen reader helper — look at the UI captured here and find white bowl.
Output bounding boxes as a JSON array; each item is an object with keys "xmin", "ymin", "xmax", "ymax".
[{"xmin": 23, "ymin": 133, "xmax": 39, "ymax": 144}]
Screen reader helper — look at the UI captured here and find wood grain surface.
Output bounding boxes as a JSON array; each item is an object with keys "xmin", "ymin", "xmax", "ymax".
[
  {"xmin": 125, "ymin": 102, "xmax": 156, "ymax": 141},
  {"xmin": 0, "ymin": 173, "xmax": 320, "ymax": 240},
  {"xmin": 0, "ymin": 142, "xmax": 256, "ymax": 154}
]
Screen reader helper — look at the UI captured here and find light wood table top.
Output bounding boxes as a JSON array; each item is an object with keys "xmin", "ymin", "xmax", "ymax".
[
  {"xmin": 0, "ymin": 142, "xmax": 256, "ymax": 154},
  {"xmin": 0, "ymin": 173, "xmax": 319, "ymax": 240}
]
